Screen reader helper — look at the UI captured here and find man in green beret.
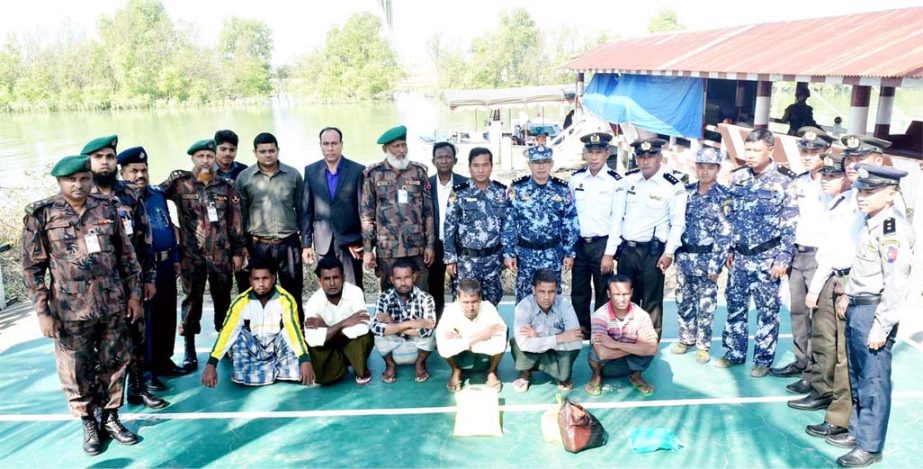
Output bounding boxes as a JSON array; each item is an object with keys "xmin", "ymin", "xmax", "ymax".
[
  {"xmin": 160, "ymin": 139, "xmax": 247, "ymax": 372},
  {"xmin": 360, "ymin": 125, "xmax": 436, "ymax": 291},
  {"xmin": 22, "ymin": 155, "xmax": 144, "ymax": 454},
  {"xmin": 81, "ymin": 135, "xmax": 166, "ymax": 409}
]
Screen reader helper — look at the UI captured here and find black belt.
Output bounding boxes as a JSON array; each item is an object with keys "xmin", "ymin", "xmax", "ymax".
[
  {"xmin": 458, "ymin": 244, "xmax": 502, "ymax": 258},
  {"xmin": 622, "ymin": 240, "xmax": 657, "ymax": 249},
  {"xmin": 251, "ymin": 233, "xmax": 297, "ymax": 245},
  {"xmin": 848, "ymin": 295, "xmax": 881, "ymax": 306},
  {"xmin": 796, "ymin": 244, "xmax": 818, "ymax": 253},
  {"xmin": 518, "ymin": 238, "xmax": 559, "ymax": 250},
  {"xmin": 832, "ymin": 268, "xmax": 851, "ymax": 277},
  {"xmin": 677, "ymin": 243, "xmax": 712, "ymax": 254},
  {"xmin": 579, "ymin": 235, "xmax": 608, "ymax": 244},
  {"xmin": 735, "ymin": 237, "xmax": 781, "ymax": 256},
  {"xmin": 154, "ymin": 250, "xmax": 172, "ymax": 263}
]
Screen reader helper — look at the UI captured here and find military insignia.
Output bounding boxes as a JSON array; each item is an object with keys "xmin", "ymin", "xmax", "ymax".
[
  {"xmin": 640, "ymin": 141, "xmax": 652, "ymax": 151},
  {"xmin": 448, "ymin": 194, "xmax": 456, "ymax": 205},
  {"xmin": 590, "ymin": 134, "xmax": 600, "ymax": 144},
  {"xmin": 551, "ymin": 195, "xmax": 562, "ymax": 202},
  {"xmin": 858, "ymin": 167, "xmax": 869, "ymax": 179},
  {"xmin": 846, "ymin": 136, "xmax": 861, "ymax": 149},
  {"xmin": 824, "ymin": 156, "xmax": 834, "ymax": 167},
  {"xmin": 883, "ymin": 217, "xmax": 895, "ymax": 235},
  {"xmin": 887, "ymin": 245, "xmax": 899, "ymax": 263},
  {"xmin": 140, "ymin": 152, "xmax": 146, "ymax": 160},
  {"xmin": 804, "ymin": 130, "xmax": 817, "ymax": 141},
  {"xmin": 230, "ymin": 194, "xmax": 240, "ymax": 204}
]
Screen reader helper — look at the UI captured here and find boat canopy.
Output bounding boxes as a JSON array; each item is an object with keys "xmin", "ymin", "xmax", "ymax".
[{"xmin": 442, "ymin": 85, "xmax": 576, "ymax": 110}]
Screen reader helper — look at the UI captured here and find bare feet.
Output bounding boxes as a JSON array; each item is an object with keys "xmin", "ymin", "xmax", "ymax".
[
  {"xmin": 414, "ymin": 363, "xmax": 430, "ymax": 383},
  {"xmin": 486, "ymin": 372, "xmax": 502, "ymax": 391},
  {"xmin": 381, "ymin": 365, "xmax": 397, "ymax": 384}
]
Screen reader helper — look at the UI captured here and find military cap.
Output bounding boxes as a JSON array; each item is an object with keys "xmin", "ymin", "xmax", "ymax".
[
  {"xmin": 695, "ymin": 147, "xmax": 724, "ymax": 165},
  {"xmin": 581, "ymin": 132, "xmax": 612, "ymax": 150},
  {"xmin": 852, "ymin": 163, "xmax": 906, "ymax": 190},
  {"xmin": 117, "ymin": 146, "xmax": 148, "ymax": 166},
  {"xmin": 187, "ymin": 139, "xmax": 217, "ymax": 155},
  {"xmin": 50, "ymin": 155, "xmax": 90, "ymax": 177},
  {"xmin": 80, "ymin": 134, "xmax": 118, "ymax": 155},
  {"xmin": 796, "ymin": 126, "xmax": 834, "ymax": 149},
  {"xmin": 819, "ymin": 153, "xmax": 846, "ymax": 175},
  {"xmin": 377, "ymin": 125, "xmax": 407, "ymax": 145},
  {"xmin": 631, "ymin": 138, "xmax": 667, "ymax": 156},
  {"xmin": 526, "ymin": 145, "xmax": 553, "ymax": 161},
  {"xmin": 840, "ymin": 134, "xmax": 891, "ymax": 157}
]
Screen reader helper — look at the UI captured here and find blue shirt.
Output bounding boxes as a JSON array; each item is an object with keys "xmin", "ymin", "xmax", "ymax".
[
  {"xmin": 142, "ymin": 186, "xmax": 178, "ymax": 256},
  {"xmin": 325, "ymin": 159, "xmax": 341, "ymax": 200}
]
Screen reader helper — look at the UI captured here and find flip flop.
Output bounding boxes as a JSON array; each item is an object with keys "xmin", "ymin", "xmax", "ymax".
[
  {"xmin": 512, "ymin": 378, "xmax": 530, "ymax": 393},
  {"xmin": 631, "ymin": 380, "xmax": 655, "ymax": 397},
  {"xmin": 486, "ymin": 380, "xmax": 503, "ymax": 392},
  {"xmin": 584, "ymin": 382, "xmax": 602, "ymax": 396},
  {"xmin": 414, "ymin": 371, "xmax": 430, "ymax": 383},
  {"xmin": 355, "ymin": 373, "xmax": 372, "ymax": 385},
  {"xmin": 381, "ymin": 373, "xmax": 397, "ymax": 384},
  {"xmin": 557, "ymin": 381, "xmax": 574, "ymax": 392},
  {"xmin": 446, "ymin": 381, "xmax": 463, "ymax": 393}
]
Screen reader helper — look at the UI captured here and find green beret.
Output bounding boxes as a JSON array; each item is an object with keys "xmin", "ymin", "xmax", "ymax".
[
  {"xmin": 80, "ymin": 134, "xmax": 119, "ymax": 155},
  {"xmin": 187, "ymin": 139, "xmax": 217, "ymax": 155},
  {"xmin": 376, "ymin": 125, "xmax": 407, "ymax": 145},
  {"xmin": 51, "ymin": 155, "xmax": 90, "ymax": 177}
]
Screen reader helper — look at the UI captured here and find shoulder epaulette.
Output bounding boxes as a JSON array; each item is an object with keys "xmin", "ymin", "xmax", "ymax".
[
  {"xmin": 674, "ymin": 171, "xmax": 690, "ymax": 184},
  {"xmin": 550, "ymin": 176, "xmax": 568, "ymax": 187},
  {"xmin": 169, "ymin": 169, "xmax": 191, "ymax": 180},
  {"xmin": 714, "ymin": 183, "xmax": 731, "ymax": 194},
  {"xmin": 883, "ymin": 217, "xmax": 896, "ymax": 235},
  {"xmin": 453, "ymin": 180, "xmax": 470, "ymax": 192},
  {"xmin": 572, "ymin": 167, "xmax": 588, "ymax": 175},
  {"xmin": 685, "ymin": 182, "xmax": 697, "ymax": 191},
  {"xmin": 663, "ymin": 172, "xmax": 680, "ymax": 185},
  {"xmin": 626, "ymin": 168, "xmax": 640, "ymax": 175},
  {"xmin": 732, "ymin": 165, "xmax": 748, "ymax": 172},
  {"xmin": 24, "ymin": 197, "xmax": 55, "ymax": 215},
  {"xmin": 512, "ymin": 175, "xmax": 530, "ymax": 186},
  {"xmin": 606, "ymin": 169, "xmax": 621, "ymax": 181},
  {"xmin": 797, "ymin": 170, "xmax": 810, "ymax": 178},
  {"xmin": 490, "ymin": 180, "xmax": 508, "ymax": 190},
  {"xmin": 777, "ymin": 166, "xmax": 797, "ymax": 179},
  {"xmin": 363, "ymin": 161, "xmax": 385, "ymax": 175}
]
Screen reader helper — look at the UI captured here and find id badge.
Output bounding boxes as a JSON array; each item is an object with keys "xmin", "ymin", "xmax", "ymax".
[
  {"xmin": 85, "ymin": 233, "xmax": 101, "ymax": 254},
  {"xmin": 207, "ymin": 203, "xmax": 219, "ymax": 222},
  {"xmin": 122, "ymin": 217, "xmax": 134, "ymax": 235},
  {"xmin": 398, "ymin": 189, "xmax": 409, "ymax": 204}
]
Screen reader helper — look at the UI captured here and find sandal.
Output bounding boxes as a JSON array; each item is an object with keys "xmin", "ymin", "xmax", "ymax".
[
  {"xmin": 631, "ymin": 380, "xmax": 655, "ymax": 397},
  {"xmin": 557, "ymin": 380, "xmax": 574, "ymax": 392},
  {"xmin": 446, "ymin": 381, "xmax": 463, "ymax": 393},
  {"xmin": 381, "ymin": 372, "xmax": 397, "ymax": 384},
  {"xmin": 512, "ymin": 378, "xmax": 530, "ymax": 393},
  {"xmin": 414, "ymin": 370, "xmax": 430, "ymax": 383},
  {"xmin": 356, "ymin": 373, "xmax": 372, "ymax": 385},
  {"xmin": 584, "ymin": 382, "xmax": 602, "ymax": 396},
  {"xmin": 486, "ymin": 379, "xmax": 502, "ymax": 392}
]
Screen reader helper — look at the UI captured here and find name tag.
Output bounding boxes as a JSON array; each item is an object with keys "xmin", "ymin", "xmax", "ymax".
[
  {"xmin": 122, "ymin": 218, "xmax": 134, "ymax": 235},
  {"xmin": 85, "ymin": 233, "xmax": 101, "ymax": 254},
  {"xmin": 207, "ymin": 203, "xmax": 219, "ymax": 222},
  {"xmin": 398, "ymin": 189, "xmax": 409, "ymax": 204}
]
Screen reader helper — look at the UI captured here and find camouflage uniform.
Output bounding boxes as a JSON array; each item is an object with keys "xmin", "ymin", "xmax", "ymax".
[
  {"xmin": 360, "ymin": 159, "xmax": 435, "ymax": 291},
  {"xmin": 161, "ymin": 171, "xmax": 246, "ymax": 334},
  {"xmin": 675, "ymin": 182, "xmax": 733, "ymax": 350},
  {"xmin": 723, "ymin": 162, "xmax": 798, "ymax": 366},
  {"xmin": 502, "ymin": 175, "xmax": 579, "ymax": 302},
  {"xmin": 443, "ymin": 179, "xmax": 508, "ymax": 305},
  {"xmin": 22, "ymin": 193, "xmax": 142, "ymax": 417}
]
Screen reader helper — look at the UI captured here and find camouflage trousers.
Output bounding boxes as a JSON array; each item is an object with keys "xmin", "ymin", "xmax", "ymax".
[
  {"xmin": 515, "ymin": 247, "xmax": 563, "ymax": 303},
  {"xmin": 454, "ymin": 253, "xmax": 504, "ymax": 306},
  {"xmin": 675, "ymin": 272, "xmax": 718, "ymax": 350},
  {"xmin": 54, "ymin": 314, "xmax": 130, "ymax": 417},
  {"xmin": 180, "ymin": 259, "xmax": 232, "ymax": 335},
  {"xmin": 723, "ymin": 266, "xmax": 781, "ymax": 366}
]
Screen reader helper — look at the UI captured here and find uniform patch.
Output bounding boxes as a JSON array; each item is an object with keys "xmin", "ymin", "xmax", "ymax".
[
  {"xmin": 887, "ymin": 245, "xmax": 899, "ymax": 263},
  {"xmin": 182, "ymin": 194, "xmax": 198, "ymax": 200},
  {"xmin": 883, "ymin": 217, "xmax": 896, "ymax": 235}
]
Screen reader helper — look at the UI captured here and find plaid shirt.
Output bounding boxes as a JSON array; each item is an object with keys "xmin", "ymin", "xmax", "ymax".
[{"xmin": 371, "ymin": 287, "xmax": 437, "ymax": 338}]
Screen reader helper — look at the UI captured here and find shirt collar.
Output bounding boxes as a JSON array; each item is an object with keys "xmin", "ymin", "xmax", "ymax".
[{"xmin": 325, "ymin": 158, "xmax": 342, "ymax": 175}]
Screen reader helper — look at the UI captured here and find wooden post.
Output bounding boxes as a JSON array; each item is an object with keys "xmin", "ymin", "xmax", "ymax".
[
  {"xmin": 874, "ymin": 86, "xmax": 896, "ymax": 139},
  {"xmin": 754, "ymin": 80, "xmax": 772, "ymax": 129},
  {"xmin": 848, "ymin": 85, "xmax": 871, "ymax": 135}
]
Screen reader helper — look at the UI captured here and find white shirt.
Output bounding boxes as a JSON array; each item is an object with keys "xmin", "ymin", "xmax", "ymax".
[
  {"xmin": 304, "ymin": 282, "xmax": 369, "ymax": 346},
  {"xmin": 435, "ymin": 300, "xmax": 508, "ymax": 358},
  {"xmin": 568, "ymin": 167, "xmax": 625, "ymax": 238},
  {"xmin": 808, "ymin": 190, "xmax": 863, "ymax": 295},
  {"xmin": 240, "ymin": 294, "xmax": 285, "ymax": 347},
  {"xmin": 794, "ymin": 171, "xmax": 829, "ymax": 247},
  {"xmin": 437, "ymin": 177, "xmax": 453, "ymax": 241},
  {"xmin": 608, "ymin": 167, "xmax": 687, "ymax": 256}
]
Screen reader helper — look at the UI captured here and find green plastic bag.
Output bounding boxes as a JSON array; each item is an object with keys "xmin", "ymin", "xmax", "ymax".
[{"xmin": 629, "ymin": 428, "xmax": 683, "ymax": 453}]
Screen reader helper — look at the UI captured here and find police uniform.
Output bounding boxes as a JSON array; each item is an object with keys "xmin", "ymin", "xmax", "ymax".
[
  {"xmin": 161, "ymin": 139, "xmax": 246, "ymax": 370},
  {"xmin": 722, "ymin": 148, "xmax": 798, "ymax": 372},
  {"xmin": 673, "ymin": 148, "xmax": 732, "ymax": 356},
  {"xmin": 22, "ymin": 155, "xmax": 143, "ymax": 453},
  {"xmin": 502, "ymin": 145, "xmax": 579, "ymax": 302},
  {"xmin": 360, "ymin": 125, "xmax": 435, "ymax": 291},
  {"xmin": 772, "ymin": 127, "xmax": 835, "ymax": 381},
  {"xmin": 568, "ymin": 132, "xmax": 625, "ymax": 335},
  {"xmin": 443, "ymin": 179, "xmax": 508, "ymax": 305},
  {"xmin": 612, "ymin": 138, "xmax": 686, "ymax": 337},
  {"xmin": 832, "ymin": 164, "xmax": 914, "ymax": 467}
]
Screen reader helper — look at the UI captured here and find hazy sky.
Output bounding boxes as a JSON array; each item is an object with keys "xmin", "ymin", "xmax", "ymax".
[{"xmin": 2, "ymin": 0, "xmax": 922, "ymax": 66}]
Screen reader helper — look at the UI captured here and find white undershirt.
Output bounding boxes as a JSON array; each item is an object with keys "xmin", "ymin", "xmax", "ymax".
[{"xmin": 437, "ymin": 177, "xmax": 453, "ymax": 241}]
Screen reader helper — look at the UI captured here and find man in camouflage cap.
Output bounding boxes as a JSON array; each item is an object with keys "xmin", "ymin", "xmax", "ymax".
[
  {"xmin": 160, "ymin": 139, "xmax": 246, "ymax": 372},
  {"xmin": 360, "ymin": 125, "xmax": 435, "ymax": 291},
  {"xmin": 22, "ymin": 155, "xmax": 144, "ymax": 455}
]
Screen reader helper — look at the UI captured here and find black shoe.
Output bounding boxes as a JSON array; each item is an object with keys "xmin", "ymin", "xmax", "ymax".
[
  {"xmin": 158, "ymin": 361, "xmax": 194, "ymax": 377},
  {"xmin": 826, "ymin": 432, "xmax": 857, "ymax": 448},
  {"xmin": 101, "ymin": 410, "xmax": 138, "ymax": 445},
  {"xmin": 786, "ymin": 378, "xmax": 811, "ymax": 394},
  {"xmin": 806, "ymin": 421, "xmax": 847, "ymax": 438},
  {"xmin": 143, "ymin": 375, "xmax": 167, "ymax": 392},
  {"xmin": 788, "ymin": 393, "xmax": 833, "ymax": 411},
  {"xmin": 769, "ymin": 362, "xmax": 802, "ymax": 377},
  {"xmin": 134, "ymin": 389, "xmax": 170, "ymax": 409},
  {"xmin": 81, "ymin": 416, "xmax": 103, "ymax": 456},
  {"xmin": 183, "ymin": 335, "xmax": 198, "ymax": 372},
  {"xmin": 836, "ymin": 449, "xmax": 882, "ymax": 467}
]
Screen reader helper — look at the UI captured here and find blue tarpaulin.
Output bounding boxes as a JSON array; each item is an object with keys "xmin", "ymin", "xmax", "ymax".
[{"xmin": 582, "ymin": 74, "xmax": 705, "ymax": 138}]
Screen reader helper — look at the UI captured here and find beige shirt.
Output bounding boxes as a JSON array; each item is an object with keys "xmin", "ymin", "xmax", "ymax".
[
  {"xmin": 304, "ymin": 282, "xmax": 369, "ymax": 346},
  {"xmin": 436, "ymin": 300, "xmax": 508, "ymax": 358}
]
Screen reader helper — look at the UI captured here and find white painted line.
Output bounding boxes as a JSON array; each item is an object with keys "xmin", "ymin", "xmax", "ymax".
[{"xmin": 3, "ymin": 392, "xmax": 923, "ymax": 423}]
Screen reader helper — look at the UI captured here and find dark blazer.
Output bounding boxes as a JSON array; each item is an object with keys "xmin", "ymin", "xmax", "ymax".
[
  {"xmin": 429, "ymin": 172, "xmax": 469, "ymax": 240},
  {"xmin": 302, "ymin": 156, "xmax": 365, "ymax": 251}
]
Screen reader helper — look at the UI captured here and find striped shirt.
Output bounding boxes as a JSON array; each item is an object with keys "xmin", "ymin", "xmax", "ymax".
[
  {"xmin": 370, "ymin": 287, "xmax": 437, "ymax": 338},
  {"xmin": 590, "ymin": 302, "xmax": 657, "ymax": 345}
]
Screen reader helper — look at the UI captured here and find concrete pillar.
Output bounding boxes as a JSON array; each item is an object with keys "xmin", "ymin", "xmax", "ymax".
[
  {"xmin": 734, "ymin": 80, "xmax": 746, "ymax": 122},
  {"xmin": 848, "ymin": 85, "xmax": 871, "ymax": 135},
  {"xmin": 754, "ymin": 80, "xmax": 772, "ymax": 129},
  {"xmin": 576, "ymin": 72, "xmax": 585, "ymax": 112},
  {"xmin": 874, "ymin": 86, "xmax": 895, "ymax": 139}
]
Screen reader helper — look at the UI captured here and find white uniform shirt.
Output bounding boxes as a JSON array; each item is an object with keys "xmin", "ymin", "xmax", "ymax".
[
  {"xmin": 568, "ymin": 167, "xmax": 625, "ymax": 238},
  {"xmin": 304, "ymin": 282, "xmax": 369, "ymax": 346},
  {"xmin": 435, "ymin": 300, "xmax": 508, "ymax": 358},
  {"xmin": 808, "ymin": 190, "xmax": 863, "ymax": 295},
  {"xmin": 794, "ymin": 171, "xmax": 829, "ymax": 247},
  {"xmin": 608, "ymin": 167, "xmax": 687, "ymax": 256},
  {"xmin": 437, "ymin": 177, "xmax": 453, "ymax": 241}
]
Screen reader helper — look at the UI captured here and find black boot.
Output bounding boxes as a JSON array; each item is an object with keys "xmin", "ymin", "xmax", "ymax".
[
  {"xmin": 143, "ymin": 375, "xmax": 167, "ymax": 392},
  {"xmin": 128, "ymin": 366, "xmax": 169, "ymax": 410},
  {"xmin": 101, "ymin": 410, "xmax": 138, "ymax": 445},
  {"xmin": 81, "ymin": 416, "xmax": 103, "ymax": 455},
  {"xmin": 183, "ymin": 335, "xmax": 198, "ymax": 372}
]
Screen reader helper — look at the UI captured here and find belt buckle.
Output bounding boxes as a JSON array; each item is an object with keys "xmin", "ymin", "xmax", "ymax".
[
  {"xmin": 582, "ymin": 237, "xmax": 594, "ymax": 244},
  {"xmin": 626, "ymin": 241, "xmax": 637, "ymax": 248}
]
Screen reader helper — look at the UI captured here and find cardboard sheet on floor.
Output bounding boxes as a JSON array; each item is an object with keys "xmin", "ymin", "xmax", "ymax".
[{"xmin": 453, "ymin": 386, "xmax": 502, "ymax": 437}]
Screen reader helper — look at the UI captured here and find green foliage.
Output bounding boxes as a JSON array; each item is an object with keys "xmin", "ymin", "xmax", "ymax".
[
  {"xmin": 647, "ymin": 8, "xmax": 686, "ymax": 34},
  {"xmin": 291, "ymin": 12, "xmax": 404, "ymax": 102},
  {"xmin": 218, "ymin": 17, "xmax": 274, "ymax": 97}
]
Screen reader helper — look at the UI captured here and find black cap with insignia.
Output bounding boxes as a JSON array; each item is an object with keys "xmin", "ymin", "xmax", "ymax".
[
  {"xmin": 852, "ymin": 163, "xmax": 907, "ymax": 189},
  {"xmin": 819, "ymin": 153, "xmax": 846, "ymax": 175},
  {"xmin": 841, "ymin": 134, "xmax": 891, "ymax": 157},
  {"xmin": 117, "ymin": 146, "xmax": 148, "ymax": 166},
  {"xmin": 580, "ymin": 132, "xmax": 612, "ymax": 150},
  {"xmin": 631, "ymin": 137, "xmax": 667, "ymax": 156},
  {"xmin": 796, "ymin": 126, "xmax": 834, "ymax": 149}
]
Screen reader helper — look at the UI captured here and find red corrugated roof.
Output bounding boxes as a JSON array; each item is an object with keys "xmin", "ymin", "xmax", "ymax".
[{"xmin": 562, "ymin": 7, "xmax": 923, "ymax": 80}]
